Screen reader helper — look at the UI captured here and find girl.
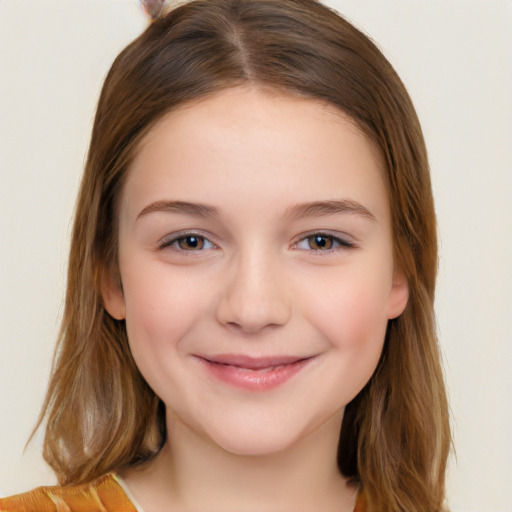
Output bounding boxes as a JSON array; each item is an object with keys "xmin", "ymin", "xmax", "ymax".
[{"xmin": 0, "ymin": 0, "xmax": 451, "ymax": 510}]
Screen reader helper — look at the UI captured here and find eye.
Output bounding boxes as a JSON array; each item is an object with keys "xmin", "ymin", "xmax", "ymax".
[
  {"xmin": 294, "ymin": 233, "xmax": 354, "ymax": 252},
  {"xmin": 161, "ymin": 233, "xmax": 216, "ymax": 251}
]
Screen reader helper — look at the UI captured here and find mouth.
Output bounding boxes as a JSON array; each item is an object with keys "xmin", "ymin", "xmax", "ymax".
[{"xmin": 195, "ymin": 354, "xmax": 315, "ymax": 391}]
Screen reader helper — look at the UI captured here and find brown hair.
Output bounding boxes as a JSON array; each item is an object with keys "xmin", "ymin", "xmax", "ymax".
[{"xmin": 36, "ymin": 1, "xmax": 451, "ymax": 510}]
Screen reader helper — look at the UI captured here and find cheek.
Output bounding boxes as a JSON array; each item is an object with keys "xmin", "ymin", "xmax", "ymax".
[
  {"xmin": 304, "ymin": 264, "xmax": 392, "ymax": 344},
  {"xmin": 320, "ymin": 290, "xmax": 388, "ymax": 400},
  {"xmin": 300, "ymin": 267, "xmax": 391, "ymax": 392},
  {"xmin": 120, "ymin": 263, "xmax": 209, "ymax": 365},
  {"xmin": 323, "ymin": 285, "xmax": 388, "ymax": 360}
]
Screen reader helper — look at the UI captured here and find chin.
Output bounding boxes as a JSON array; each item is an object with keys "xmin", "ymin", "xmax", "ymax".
[
  {"xmin": 202, "ymin": 412, "xmax": 331, "ymax": 459},
  {"xmin": 214, "ymin": 431, "xmax": 300, "ymax": 458}
]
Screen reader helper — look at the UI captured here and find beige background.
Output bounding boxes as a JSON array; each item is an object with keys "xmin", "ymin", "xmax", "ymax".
[{"xmin": 1, "ymin": 1, "xmax": 511, "ymax": 510}]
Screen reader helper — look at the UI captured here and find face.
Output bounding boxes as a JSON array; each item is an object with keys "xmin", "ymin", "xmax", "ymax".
[{"xmin": 103, "ymin": 87, "xmax": 408, "ymax": 456}]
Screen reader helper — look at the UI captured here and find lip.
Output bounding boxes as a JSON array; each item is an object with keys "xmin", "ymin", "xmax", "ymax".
[{"xmin": 195, "ymin": 354, "xmax": 315, "ymax": 391}]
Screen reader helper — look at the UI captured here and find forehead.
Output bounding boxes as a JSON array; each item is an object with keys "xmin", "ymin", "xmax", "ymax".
[
  {"xmin": 122, "ymin": 87, "xmax": 388, "ymax": 223},
  {"xmin": 135, "ymin": 86, "xmax": 382, "ymax": 164}
]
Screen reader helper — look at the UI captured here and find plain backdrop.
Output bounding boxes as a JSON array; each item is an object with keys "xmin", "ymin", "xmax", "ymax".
[{"xmin": 1, "ymin": 1, "xmax": 511, "ymax": 510}]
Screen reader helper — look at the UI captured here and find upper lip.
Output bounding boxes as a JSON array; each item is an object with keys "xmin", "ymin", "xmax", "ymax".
[{"xmin": 198, "ymin": 354, "xmax": 312, "ymax": 370}]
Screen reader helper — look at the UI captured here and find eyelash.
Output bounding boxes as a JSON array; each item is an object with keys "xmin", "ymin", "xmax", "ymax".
[
  {"xmin": 159, "ymin": 231, "xmax": 355, "ymax": 253},
  {"xmin": 159, "ymin": 232, "xmax": 216, "ymax": 252},
  {"xmin": 293, "ymin": 233, "xmax": 355, "ymax": 253}
]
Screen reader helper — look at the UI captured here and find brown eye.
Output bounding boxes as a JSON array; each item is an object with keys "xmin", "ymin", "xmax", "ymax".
[
  {"xmin": 160, "ymin": 233, "xmax": 215, "ymax": 252},
  {"xmin": 177, "ymin": 235, "xmax": 205, "ymax": 250},
  {"xmin": 307, "ymin": 234, "xmax": 334, "ymax": 250},
  {"xmin": 294, "ymin": 233, "xmax": 354, "ymax": 252}
]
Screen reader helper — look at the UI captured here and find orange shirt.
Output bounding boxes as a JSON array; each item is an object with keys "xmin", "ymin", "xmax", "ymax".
[
  {"xmin": 0, "ymin": 473, "xmax": 365, "ymax": 511},
  {"xmin": 0, "ymin": 474, "xmax": 136, "ymax": 512}
]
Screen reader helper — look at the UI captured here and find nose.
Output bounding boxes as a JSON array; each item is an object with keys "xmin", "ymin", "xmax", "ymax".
[{"xmin": 215, "ymin": 251, "xmax": 291, "ymax": 334}]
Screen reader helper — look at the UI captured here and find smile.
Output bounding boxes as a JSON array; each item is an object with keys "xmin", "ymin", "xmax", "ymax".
[{"xmin": 196, "ymin": 354, "xmax": 315, "ymax": 391}]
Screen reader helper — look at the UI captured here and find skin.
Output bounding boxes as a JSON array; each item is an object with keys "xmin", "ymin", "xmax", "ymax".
[{"xmin": 103, "ymin": 87, "xmax": 409, "ymax": 511}]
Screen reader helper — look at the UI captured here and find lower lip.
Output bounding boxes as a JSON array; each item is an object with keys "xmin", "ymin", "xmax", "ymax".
[{"xmin": 198, "ymin": 358, "xmax": 312, "ymax": 391}]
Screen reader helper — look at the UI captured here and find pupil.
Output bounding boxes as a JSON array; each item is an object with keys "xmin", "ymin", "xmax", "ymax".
[
  {"xmin": 187, "ymin": 236, "xmax": 199, "ymax": 248},
  {"xmin": 178, "ymin": 235, "xmax": 203, "ymax": 250},
  {"xmin": 312, "ymin": 235, "xmax": 331, "ymax": 249},
  {"xmin": 315, "ymin": 236, "xmax": 326, "ymax": 247}
]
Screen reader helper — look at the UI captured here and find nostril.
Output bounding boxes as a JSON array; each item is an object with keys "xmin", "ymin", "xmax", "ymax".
[
  {"xmin": 216, "ymin": 296, "xmax": 291, "ymax": 333},
  {"xmin": 214, "ymin": 258, "xmax": 292, "ymax": 332}
]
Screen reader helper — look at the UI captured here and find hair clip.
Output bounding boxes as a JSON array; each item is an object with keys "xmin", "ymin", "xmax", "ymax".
[{"xmin": 140, "ymin": 0, "xmax": 166, "ymax": 20}]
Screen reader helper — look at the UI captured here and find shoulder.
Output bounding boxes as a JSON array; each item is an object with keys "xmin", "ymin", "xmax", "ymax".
[{"xmin": 0, "ymin": 473, "xmax": 137, "ymax": 512}]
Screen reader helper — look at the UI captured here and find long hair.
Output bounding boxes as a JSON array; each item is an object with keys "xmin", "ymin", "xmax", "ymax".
[{"xmin": 36, "ymin": 1, "xmax": 451, "ymax": 510}]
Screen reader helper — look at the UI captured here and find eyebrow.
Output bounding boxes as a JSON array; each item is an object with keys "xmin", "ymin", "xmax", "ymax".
[
  {"xmin": 136, "ymin": 200, "xmax": 219, "ymax": 220},
  {"xmin": 284, "ymin": 200, "xmax": 376, "ymax": 222},
  {"xmin": 136, "ymin": 199, "xmax": 376, "ymax": 222}
]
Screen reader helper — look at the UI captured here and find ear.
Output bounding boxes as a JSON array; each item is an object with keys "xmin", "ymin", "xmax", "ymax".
[
  {"xmin": 387, "ymin": 267, "xmax": 409, "ymax": 319},
  {"xmin": 100, "ymin": 266, "xmax": 126, "ymax": 320}
]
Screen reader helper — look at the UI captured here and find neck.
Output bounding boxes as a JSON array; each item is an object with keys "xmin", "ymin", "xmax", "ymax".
[{"xmin": 123, "ymin": 409, "xmax": 357, "ymax": 512}]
